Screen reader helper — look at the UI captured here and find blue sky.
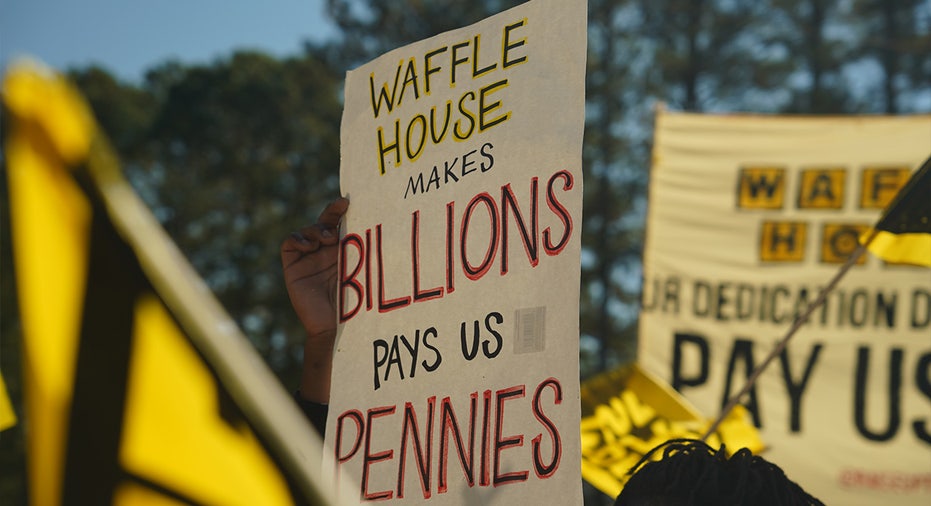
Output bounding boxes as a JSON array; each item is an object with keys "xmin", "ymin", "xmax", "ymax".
[{"xmin": 1, "ymin": 0, "xmax": 337, "ymax": 83}]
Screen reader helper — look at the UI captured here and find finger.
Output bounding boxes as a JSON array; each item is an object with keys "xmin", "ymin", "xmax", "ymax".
[
  {"xmin": 317, "ymin": 197, "xmax": 349, "ymax": 231},
  {"xmin": 298, "ymin": 224, "xmax": 333, "ymax": 246},
  {"xmin": 282, "ymin": 198, "xmax": 349, "ymax": 257},
  {"xmin": 281, "ymin": 232, "xmax": 320, "ymax": 258}
]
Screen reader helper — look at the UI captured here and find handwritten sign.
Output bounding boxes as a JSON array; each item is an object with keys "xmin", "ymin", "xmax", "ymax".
[{"xmin": 324, "ymin": 1, "xmax": 587, "ymax": 504}]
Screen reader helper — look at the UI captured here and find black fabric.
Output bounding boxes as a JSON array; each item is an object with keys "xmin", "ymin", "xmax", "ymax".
[
  {"xmin": 294, "ymin": 391, "xmax": 329, "ymax": 436},
  {"xmin": 876, "ymin": 156, "xmax": 931, "ymax": 234},
  {"xmin": 63, "ymin": 169, "xmax": 144, "ymax": 505}
]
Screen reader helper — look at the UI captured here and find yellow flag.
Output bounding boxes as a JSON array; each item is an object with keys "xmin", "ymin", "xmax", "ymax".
[
  {"xmin": 0, "ymin": 372, "xmax": 15, "ymax": 432},
  {"xmin": 860, "ymin": 155, "xmax": 931, "ymax": 267},
  {"xmin": 3, "ymin": 61, "xmax": 338, "ymax": 505},
  {"xmin": 579, "ymin": 363, "xmax": 764, "ymax": 499}
]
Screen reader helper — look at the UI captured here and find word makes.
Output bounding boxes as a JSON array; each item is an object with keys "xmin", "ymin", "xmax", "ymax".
[
  {"xmin": 339, "ymin": 169, "xmax": 575, "ymax": 322},
  {"xmin": 369, "ymin": 19, "xmax": 528, "ymax": 174},
  {"xmin": 737, "ymin": 165, "xmax": 913, "ymax": 263},
  {"xmin": 334, "ymin": 378, "xmax": 564, "ymax": 501},
  {"xmin": 673, "ymin": 332, "xmax": 931, "ymax": 443},
  {"xmin": 405, "ymin": 142, "xmax": 495, "ymax": 199}
]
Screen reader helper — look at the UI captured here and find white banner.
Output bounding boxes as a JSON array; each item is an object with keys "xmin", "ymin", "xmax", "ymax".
[
  {"xmin": 639, "ymin": 109, "xmax": 931, "ymax": 505},
  {"xmin": 325, "ymin": 1, "xmax": 586, "ymax": 504}
]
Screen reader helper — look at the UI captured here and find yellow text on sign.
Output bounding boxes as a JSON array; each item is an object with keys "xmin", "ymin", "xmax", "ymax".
[
  {"xmin": 859, "ymin": 167, "xmax": 911, "ymax": 209},
  {"xmin": 738, "ymin": 167, "xmax": 786, "ymax": 209},
  {"xmin": 821, "ymin": 223, "xmax": 870, "ymax": 264},
  {"xmin": 759, "ymin": 221, "xmax": 807, "ymax": 262},
  {"xmin": 798, "ymin": 168, "xmax": 846, "ymax": 209}
]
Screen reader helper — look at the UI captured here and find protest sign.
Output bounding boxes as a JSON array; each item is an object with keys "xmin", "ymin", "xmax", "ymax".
[
  {"xmin": 639, "ymin": 108, "xmax": 931, "ymax": 505},
  {"xmin": 324, "ymin": 1, "xmax": 587, "ymax": 503}
]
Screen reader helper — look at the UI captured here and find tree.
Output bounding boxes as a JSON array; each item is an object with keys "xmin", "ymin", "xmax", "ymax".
[
  {"xmin": 70, "ymin": 47, "xmax": 345, "ymax": 390},
  {"xmin": 324, "ymin": 0, "xmax": 526, "ymax": 69},
  {"xmin": 852, "ymin": 0, "xmax": 931, "ymax": 113},
  {"xmin": 766, "ymin": 0, "xmax": 857, "ymax": 112},
  {"xmin": 636, "ymin": 0, "xmax": 799, "ymax": 112},
  {"xmin": 579, "ymin": 0, "xmax": 648, "ymax": 376}
]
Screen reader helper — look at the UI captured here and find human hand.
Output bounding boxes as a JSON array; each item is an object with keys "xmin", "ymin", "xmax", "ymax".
[{"xmin": 281, "ymin": 197, "xmax": 349, "ymax": 402}]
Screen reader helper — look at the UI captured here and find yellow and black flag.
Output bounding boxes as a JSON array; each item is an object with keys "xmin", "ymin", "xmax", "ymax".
[
  {"xmin": 3, "ymin": 62, "xmax": 340, "ymax": 505},
  {"xmin": 0, "ymin": 372, "xmax": 15, "ymax": 432},
  {"xmin": 861, "ymin": 155, "xmax": 931, "ymax": 267}
]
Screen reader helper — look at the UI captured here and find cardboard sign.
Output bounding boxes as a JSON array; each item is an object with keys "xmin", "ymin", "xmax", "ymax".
[
  {"xmin": 639, "ymin": 109, "xmax": 931, "ymax": 505},
  {"xmin": 325, "ymin": 1, "xmax": 587, "ymax": 503}
]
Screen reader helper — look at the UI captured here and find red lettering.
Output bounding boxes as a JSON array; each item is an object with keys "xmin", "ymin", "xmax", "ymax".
[
  {"xmin": 839, "ymin": 468, "xmax": 931, "ymax": 493},
  {"xmin": 412, "ymin": 211, "xmax": 443, "ymax": 302},
  {"xmin": 398, "ymin": 397, "xmax": 436, "ymax": 499},
  {"xmin": 461, "ymin": 193, "xmax": 499, "ymax": 280},
  {"xmin": 493, "ymin": 385, "xmax": 529, "ymax": 486},
  {"xmin": 362, "ymin": 406, "xmax": 397, "ymax": 501},
  {"xmin": 335, "ymin": 410, "xmax": 364, "ymax": 490},
  {"xmin": 445, "ymin": 201, "xmax": 456, "ymax": 294},
  {"xmin": 376, "ymin": 224, "xmax": 411, "ymax": 313},
  {"xmin": 543, "ymin": 170, "xmax": 574, "ymax": 255},
  {"xmin": 531, "ymin": 378, "xmax": 562, "ymax": 478},
  {"xmin": 339, "ymin": 234, "xmax": 364, "ymax": 322},
  {"xmin": 334, "ymin": 379, "xmax": 566, "ymax": 497},
  {"xmin": 501, "ymin": 178, "xmax": 539, "ymax": 274},
  {"xmin": 438, "ymin": 393, "xmax": 478, "ymax": 492},
  {"xmin": 338, "ymin": 169, "xmax": 577, "ymax": 323},
  {"xmin": 364, "ymin": 229, "xmax": 373, "ymax": 311},
  {"xmin": 480, "ymin": 389, "xmax": 493, "ymax": 487}
]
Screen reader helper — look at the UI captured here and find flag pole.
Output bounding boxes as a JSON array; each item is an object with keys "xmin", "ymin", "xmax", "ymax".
[{"xmin": 701, "ymin": 230, "xmax": 878, "ymax": 441}]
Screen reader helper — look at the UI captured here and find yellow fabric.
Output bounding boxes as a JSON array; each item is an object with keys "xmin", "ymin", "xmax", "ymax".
[
  {"xmin": 3, "ymin": 61, "xmax": 95, "ymax": 164},
  {"xmin": 3, "ymin": 61, "xmax": 94, "ymax": 506},
  {"xmin": 0, "ymin": 373, "xmax": 16, "ymax": 431},
  {"xmin": 3, "ymin": 61, "xmax": 294, "ymax": 506},
  {"xmin": 864, "ymin": 230, "xmax": 931, "ymax": 267},
  {"xmin": 119, "ymin": 296, "xmax": 291, "ymax": 505},
  {"xmin": 859, "ymin": 159, "xmax": 931, "ymax": 267},
  {"xmin": 114, "ymin": 481, "xmax": 187, "ymax": 506},
  {"xmin": 580, "ymin": 364, "xmax": 763, "ymax": 499}
]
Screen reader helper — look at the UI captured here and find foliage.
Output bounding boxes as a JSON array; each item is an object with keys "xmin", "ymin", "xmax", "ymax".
[
  {"xmin": 324, "ymin": 0, "xmax": 527, "ymax": 69},
  {"xmin": 69, "ymin": 47, "xmax": 345, "ymax": 389},
  {"xmin": 852, "ymin": 0, "xmax": 931, "ymax": 112}
]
